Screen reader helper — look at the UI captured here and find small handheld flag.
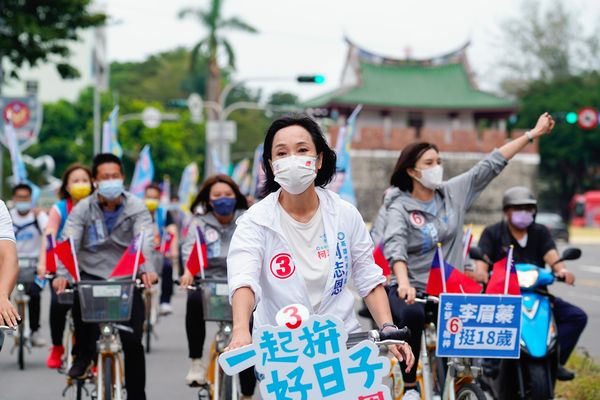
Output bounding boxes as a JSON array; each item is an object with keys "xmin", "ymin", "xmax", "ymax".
[{"xmin": 186, "ymin": 226, "xmax": 208, "ymax": 278}]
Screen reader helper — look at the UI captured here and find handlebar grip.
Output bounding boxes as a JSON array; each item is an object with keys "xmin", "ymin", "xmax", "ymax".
[
  {"xmin": 379, "ymin": 326, "xmax": 411, "ymax": 342},
  {"xmin": 555, "ymin": 275, "xmax": 566, "ymax": 282}
]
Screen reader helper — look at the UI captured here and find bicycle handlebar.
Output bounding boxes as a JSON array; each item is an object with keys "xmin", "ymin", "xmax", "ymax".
[{"xmin": 346, "ymin": 327, "xmax": 411, "ymax": 348}]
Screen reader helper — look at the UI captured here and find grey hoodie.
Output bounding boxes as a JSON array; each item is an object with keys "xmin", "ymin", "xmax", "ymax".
[
  {"xmin": 60, "ymin": 191, "xmax": 155, "ymax": 279},
  {"xmin": 182, "ymin": 210, "xmax": 244, "ymax": 276},
  {"xmin": 383, "ymin": 150, "xmax": 508, "ymax": 290}
]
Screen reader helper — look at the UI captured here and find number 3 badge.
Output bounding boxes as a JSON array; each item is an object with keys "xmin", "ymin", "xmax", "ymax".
[
  {"xmin": 276, "ymin": 304, "xmax": 310, "ymax": 329},
  {"xmin": 269, "ymin": 253, "xmax": 296, "ymax": 279}
]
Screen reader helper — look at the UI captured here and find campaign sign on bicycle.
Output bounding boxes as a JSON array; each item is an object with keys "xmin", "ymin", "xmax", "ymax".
[
  {"xmin": 436, "ymin": 294, "xmax": 522, "ymax": 359},
  {"xmin": 219, "ymin": 305, "xmax": 393, "ymax": 400}
]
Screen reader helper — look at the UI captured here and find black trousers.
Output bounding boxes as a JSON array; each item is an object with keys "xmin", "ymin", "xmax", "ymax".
[
  {"xmin": 387, "ymin": 284, "xmax": 439, "ymax": 384},
  {"xmin": 25, "ymin": 283, "xmax": 42, "ymax": 333},
  {"xmin": 186, "ymin": 289, "xmax": 256, "ymax": 396},
  {"xmin": 49, "ymin": 281, "xmax": 71, "ymax": 346},
  {"xmin": 159, "ymin": 258, "xmax": 173, "ymax": 304},
  {"xmin": 73, "ymin": 274, "xmax": 147, "ymax": 400}
]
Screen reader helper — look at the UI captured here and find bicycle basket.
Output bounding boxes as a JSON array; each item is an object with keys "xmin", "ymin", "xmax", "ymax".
[
  {"xmin": 17, "ymin": 258, "xmax": 37, "ymax": 284},
  {"xmin": 199, "ymin": 279, "xmax": 232, "ymax": 322},
  {"xmin": 57, "ymin": 291, "xmax": 74, "ymax": 305},
  {"xmin": 78, "ymin": 280, "xmax": 135, "ymax": 323}
]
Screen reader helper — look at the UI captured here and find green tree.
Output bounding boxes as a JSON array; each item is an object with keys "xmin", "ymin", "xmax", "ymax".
[
  {"xmin": 0, "ymin": 0, "xmax": 106, "ymax": 90},
  {"xmin": 497, "ymin": 0, "xmax": 600, "ymax": 95},
  {"xmin": 267, "ymin": 91, "xmax": 300, "ymax": 106},
  {"xmin": 514, "ymin": 73, "xmax": 600, "ymax": 217},
  {"xmin": 178, "ymin": 0, "xmax": 258, "ymax": 114}
]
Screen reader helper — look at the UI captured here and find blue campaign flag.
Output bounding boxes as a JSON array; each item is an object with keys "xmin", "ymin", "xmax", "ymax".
[
  {"xmin": 437, "ymin": 293, "xmax": 523, "ymax": 359},
  {"xmin": 102, "ymin": 106, "xmax": 122, "ymax": 158},
  {"xmin": 177, "ymin": 163, "xmax": 199, "ymax": 209},
  {"xmin": 130, "ymin": 145, "xmax": 154, "ymax": 197},
  {"xmin": 329, "ymin": 105, "xmax": 362, "ymax": 206}
]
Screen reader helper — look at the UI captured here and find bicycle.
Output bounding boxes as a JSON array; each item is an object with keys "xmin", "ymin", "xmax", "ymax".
[
  {"xmin": 179, "ymin": 277, "xmax": 238, "ymax": 400},
  {"xmin": 10, "ymin": 257, "xmax": 38, "ymax": 370},
  {"xmin": 57, "ymin": 287, "xmax": 91, "ymax": 400},
  {"xmin": 411, "ymin": 292, "xmax": 487, "ymax": 400},
  {"xmin": 76, "ymin": 279, "xmax": 139, "ymax": 400},
  {"xmin": 0, "ymin": 324, "xmax": 17, "ymax": 353},
  {"xmin": 142, "ymin": 284, "xmax": 160, "ymax": 353}
]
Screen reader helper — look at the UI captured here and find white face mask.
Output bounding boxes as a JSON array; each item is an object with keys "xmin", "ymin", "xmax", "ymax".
[
  {"xmin": 272, "ymin": 155, "xmax": 318, "ymax": 195},
  {"xmin": 415, "ymin": 165, "xmax": 444, "ymax": 190}
]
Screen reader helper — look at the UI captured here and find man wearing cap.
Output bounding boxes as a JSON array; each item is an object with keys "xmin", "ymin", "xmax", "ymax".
[{"xmin": 474, "ymin": 186, "xmax": 587, "ymax": 381}]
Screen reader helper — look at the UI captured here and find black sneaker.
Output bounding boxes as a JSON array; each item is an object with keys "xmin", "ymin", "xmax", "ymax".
[
  {"xmin": 68, "ymin": 356, "xmax": 93, "ymax": 379},
  {"xmin": 556, "ymin": 364, "xmax": 575, "ymax": 381}
]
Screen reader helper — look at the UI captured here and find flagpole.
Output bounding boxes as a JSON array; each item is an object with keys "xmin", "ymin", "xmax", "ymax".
[
  {"xmin": 195, "ymin": 226, "xmax": 205, "ymax": 280},
  {"xmin": 462, "ymin": 224, "xmax": 473, "ymax": 268},
  {"xmin": 132, "ymin": 231, "xmax": 145, "ymax": 280},
  {"xmin": 68, "ymin": 236, "xmax": 81, "ymax": 282},
  {"xmin": 504, "ymin": 245, "xmax": 514, "ymax": 295},
  {"xmin": 437, "ymin": 243, "xmax": 447, "ymax": 293}
]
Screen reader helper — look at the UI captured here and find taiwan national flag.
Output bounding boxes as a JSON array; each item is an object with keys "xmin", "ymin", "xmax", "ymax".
[
  {"xmin": 186, "ymin": 226, "xmax": 208, "ymax": 276},
  {"xmin": 109, "ymin": 234, "xmax": 145, "ymax": 279},
  {"xmin": 426, "ymin": 246, "xmax": 482, "ymax": 296},
  {"xmin": 486, "ymin": 247, "xmax": 521, "ymax": 295},
  {"xmin": 46, "ymin": 234, "xmax": 57, "ymax": 274},
  {"xmin": 373, "ymin": 242, "xmax": 391, "ymax": 277},
  {"xmin": 54, "ymin": 238, "xmax": 80, "ymax": 282}
]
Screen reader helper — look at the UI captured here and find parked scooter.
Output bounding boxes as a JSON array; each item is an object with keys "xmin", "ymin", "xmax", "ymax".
[{"xmin": 469, "ymin": 246, "xmax": 581, "ymax": 400}]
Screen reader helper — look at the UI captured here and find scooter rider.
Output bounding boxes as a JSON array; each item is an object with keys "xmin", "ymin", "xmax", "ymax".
[
  {"xmin": 53, "ymin": 153, "xmax": 158, "ymax": 399},
  {"xmin": 474, "ymin": 186, "xmax": 587, "ymax": 381}
]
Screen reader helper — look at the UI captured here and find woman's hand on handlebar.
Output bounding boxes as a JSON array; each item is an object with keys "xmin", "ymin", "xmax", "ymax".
[
  {"xmin": 0, "ymin": 296, "xmax": 20, "ymax": 327},
  {"xmin": 387, "ymin": 341, "xmax": 414, "ymax": 373},
  {"xmin": 179, "ymin": 270, "xmax": 195, "ymax": 288},
  {"xmin": 53, "ymin": 277, "xmax": 69, "ymax": 294},
  {"xmin": 556, "ymin": 268, "xmax": 575, "ymax": 285},
  {"xmin": 397, "ymin": 283, "xmax": 417, "ymax": 304},
  {"xmin": 224, "ymin": 326, "xmax": 252, "ymax": 353}
]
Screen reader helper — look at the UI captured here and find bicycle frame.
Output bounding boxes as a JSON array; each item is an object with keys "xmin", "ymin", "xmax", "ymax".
[
  {"xmin": 95, "ymin": 323, "xmax": 126, "ymax": 400},
  {"xmin": 11, "ymin": 283, "xmax": 31, "ymax": 369},
  {"xmin": 205, "ymin": 320, "xmax": 239, "ymax": 400}
]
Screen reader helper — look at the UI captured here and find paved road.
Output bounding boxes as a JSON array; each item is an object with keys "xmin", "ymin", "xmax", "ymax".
[{"xmin": 1, "ymin": 244, "xmax": 598, "ymax": 399}]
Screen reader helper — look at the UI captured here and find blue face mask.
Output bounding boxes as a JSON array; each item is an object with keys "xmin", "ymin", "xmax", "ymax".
[
  {"xmin": 211, "ymin": 197, "xmax": 236, "ymax": 216},
  {"xmin": 98, "ymin": 179, "xmax": 124, "ymax": 200},
  {"xmin": 14, "ymin": 201, "xmax": 32, "ymax": 213}
]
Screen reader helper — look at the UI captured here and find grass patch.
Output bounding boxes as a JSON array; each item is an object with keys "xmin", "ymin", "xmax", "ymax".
[{"xmin": 555, "ymin": 349, "xmax": 600, "ymax": 399}]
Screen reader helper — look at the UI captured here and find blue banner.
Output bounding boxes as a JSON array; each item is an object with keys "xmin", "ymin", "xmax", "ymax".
[
  {"xmin": 102, "ymin": 106, "xmax": 122, "ymax": 158},
  {"xmin": 436, "ymin": 294, "xmax": 522, "ymax": 359},
  {"xmin": 130, "ymin": 145, "xmax": 154, "ymax": 197}
]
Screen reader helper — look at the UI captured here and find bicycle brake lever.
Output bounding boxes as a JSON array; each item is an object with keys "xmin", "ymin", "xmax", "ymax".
[{"xmin": 113, "ymin": 324, "xmax": 134, "ymax": 333}]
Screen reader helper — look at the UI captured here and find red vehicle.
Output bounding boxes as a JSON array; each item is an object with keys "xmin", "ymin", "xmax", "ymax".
[{"xmin": 571, "ymin": 191, "xmax": 600, "ymax": 227}]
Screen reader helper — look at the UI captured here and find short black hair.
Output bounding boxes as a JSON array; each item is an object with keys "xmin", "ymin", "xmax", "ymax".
[
  {"xmin": 144, "ymin": 182, "xmax": 161, "ymax": 195},
  {"xmin": 390, "ymin": 142, "xmax": 439, "ymax": 192},
  {"xmin": 261, "ymin": 114, "xmax": 337, "ymax": 196},
  {"xmin": 12, "ymin": 183, "xmax": 32, "ymax": 196},
  {"xmin": 92, "ymin": 153, "xmax": 124, "ymax": 178}
]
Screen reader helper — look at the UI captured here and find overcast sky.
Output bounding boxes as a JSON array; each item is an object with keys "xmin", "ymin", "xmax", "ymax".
[{"xmin": 102, "ymin": 0, "xmax": 600, "ymax": 100}]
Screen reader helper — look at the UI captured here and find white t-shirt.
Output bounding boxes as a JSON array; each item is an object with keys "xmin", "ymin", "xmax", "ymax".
[
  {"xmin": 0, "ymin": 201, "xmax": 16, "ymax": 243},
  {"xmin": 10, "ymin": 208, "xmax": 48, "ymax": 259},
  {"xmin": 279, "ymin": 205, "xmax": 330, "ymax": 309}
]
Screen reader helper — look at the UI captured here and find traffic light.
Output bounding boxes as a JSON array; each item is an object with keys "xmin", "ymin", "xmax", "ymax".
[
  {"xmin": 296, "ymin": 75, "xmax": 325, "ymax": 84},
  {"xmin": 565, "ymin": 112, "xmax": 578, "ymax": 124}
]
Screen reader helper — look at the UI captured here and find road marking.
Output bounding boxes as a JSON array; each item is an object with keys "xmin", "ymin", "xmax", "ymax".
[{"xmin": 579, "ymin": 265, "xmax": 600, "ymax": 274}]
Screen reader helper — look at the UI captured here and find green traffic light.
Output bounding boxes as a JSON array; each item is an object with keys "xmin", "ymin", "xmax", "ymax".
[
  {"xmin": 566, "ymin": 112, "xmax": 578, "ymax": 124},
  {"xmin": 314, "ymin": 75, "xmax": 325, "ymax": 84}
]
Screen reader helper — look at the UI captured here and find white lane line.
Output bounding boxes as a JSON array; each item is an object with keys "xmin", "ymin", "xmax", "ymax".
[
  {"xmin": 579, "ymin": 265, "xmax": 600, "ymax": 274},
  {"xmin": 567, "ymin": 292, "xmax": 600, "ymax": 303}
]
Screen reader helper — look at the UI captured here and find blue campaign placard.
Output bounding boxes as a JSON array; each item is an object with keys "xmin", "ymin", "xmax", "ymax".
[{"xmin": 436, "ymin": 294, "xmax": 522, "ymax": 359}]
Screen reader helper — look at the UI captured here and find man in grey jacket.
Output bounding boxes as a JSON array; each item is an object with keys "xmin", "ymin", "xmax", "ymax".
[{"xmin": 54, "ymin": 153, "xmax": 157, "ymax": 400}]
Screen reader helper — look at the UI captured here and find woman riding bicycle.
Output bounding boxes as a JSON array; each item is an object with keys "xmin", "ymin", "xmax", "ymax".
[
  {"xmin": 179, "ymin": 174, "xmax": 256, "ymax": 398},
  {"xmin": 382, "ymin": 112, "xmax": 555, "ymax": 400},
  {"xmin": 40, "ymin": 163, "xmax": 94, "ymax": 369},
  {"xmin": 0, "ymin": 199, "xmax": 19, "ymax": 330},
  {"xmin": 225, "ymin": 114, "xmax": 415, "ymax": 371}
]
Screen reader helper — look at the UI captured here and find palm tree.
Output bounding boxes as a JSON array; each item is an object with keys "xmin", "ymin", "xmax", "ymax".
[{"xmin": 178, "ymin": 0, "xmax": 257, "ymax": 118}]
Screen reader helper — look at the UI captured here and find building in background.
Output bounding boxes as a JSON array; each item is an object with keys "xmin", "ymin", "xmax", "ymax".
[{"xmin": 306, "ymin": 38, "xmax": 538, "ymax": 224}]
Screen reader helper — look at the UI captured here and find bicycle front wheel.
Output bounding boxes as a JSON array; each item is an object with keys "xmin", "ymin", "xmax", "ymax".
[
  {"xmin": 456, "ymin": 382, "xmax": 487, "ymax": 400},
  {"xmin": 17, "ymin": 302, "xmax": 26, "ymax": 370},
  {"xmin": 103, "ymin": 357, "xmax": 113, "ymax": 400},
  {"xmin": 218, "ymin": 369, "xmax": 234, "ymax": 400}
]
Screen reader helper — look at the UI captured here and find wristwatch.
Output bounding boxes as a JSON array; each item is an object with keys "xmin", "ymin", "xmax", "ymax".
[{"xmin": 524, "ymin": 130, "xmax": 534, "ymax": 143}]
